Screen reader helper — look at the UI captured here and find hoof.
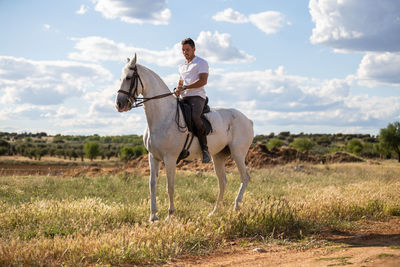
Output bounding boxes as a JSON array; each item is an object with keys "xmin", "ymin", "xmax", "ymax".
[
  {"xmin": 208, "ymin": 208, "xmax": 218, "ymax": 217},
  {"xmin": 149, "ymin": 214, "xmax": 159, "ymax": 222},
  {"xmin": 165, "ymin": 209, "xmax": 175, "ymax": 221}
]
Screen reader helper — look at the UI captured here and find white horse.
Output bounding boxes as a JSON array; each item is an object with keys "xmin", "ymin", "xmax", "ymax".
[{"xmin": 116, "ymin": 55, "xmax": 254, "ymax": 221}]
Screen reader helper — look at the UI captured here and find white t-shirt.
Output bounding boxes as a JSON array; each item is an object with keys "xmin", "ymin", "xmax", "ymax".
[{"xmin": 179, "ymin": 56, "xmax": 209, "ymax": 99}]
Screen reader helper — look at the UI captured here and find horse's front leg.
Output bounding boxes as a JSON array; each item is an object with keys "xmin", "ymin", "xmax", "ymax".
[
  {"xmin": 149, "ymin": 153, "xmax": 160, "ymax": 222},
  {"xmin": 164, "ymin": 156, "xmax": 176, "ymax": 218}
]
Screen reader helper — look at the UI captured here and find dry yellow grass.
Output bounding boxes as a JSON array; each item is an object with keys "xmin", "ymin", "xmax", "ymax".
[{"xmin": 0, "ymin": 161, "xmax": 399, "ymax": 266}]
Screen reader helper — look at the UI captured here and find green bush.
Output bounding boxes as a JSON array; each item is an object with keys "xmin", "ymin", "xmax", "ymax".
[
  {"xmin": 290, "ymin": 137, "xmax": 314, "ymax": 152},
  {"xmin": 267, "ymin": 138, "xmax": 284, "ymax": 149},
  {"xmin": 120, "ymin": 145, "xmax": 146, "ymax": 162},
  {"xmin": 346, "ymin": 139, "xmax": 363, "ymax": 155}
]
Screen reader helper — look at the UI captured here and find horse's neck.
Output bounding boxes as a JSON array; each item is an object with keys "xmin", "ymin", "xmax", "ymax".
[{"xmin": 139, "ymin": 65, "xmax": 177, "ymax": 131}]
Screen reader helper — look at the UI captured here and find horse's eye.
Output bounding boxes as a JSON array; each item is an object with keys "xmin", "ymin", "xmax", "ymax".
[{"xmin": 126, "ymin": 77, "xmax": 131, "ymax": 80}]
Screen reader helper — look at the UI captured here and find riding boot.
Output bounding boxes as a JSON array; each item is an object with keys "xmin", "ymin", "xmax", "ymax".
[{"xmin": 197, "ymin": 132, "xmax": 211, "ymax": 163}]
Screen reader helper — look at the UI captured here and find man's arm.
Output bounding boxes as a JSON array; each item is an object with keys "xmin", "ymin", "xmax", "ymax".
[{"xmin": 185, "ymin": 73, "xmax": 208, "ymax": 89}]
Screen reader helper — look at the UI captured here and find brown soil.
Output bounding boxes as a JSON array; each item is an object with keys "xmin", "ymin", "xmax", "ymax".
[
  {"xmin": 167, "ymin": 218, "xmax": 400, "ymax": 267},
  {"xmin": 0, "ymin": 162, "xmax": 80, "ymax": 176},
  {"xmin": 120, "ymin": 144, "xmax": 365, "ymax": 175},
  {"xmin": 136, "ymin": 144, "xmax": 365, "ymax": 174},
  {"xmin": 0, "ymin": 145, "xmax": 367, "ymax": 177}
]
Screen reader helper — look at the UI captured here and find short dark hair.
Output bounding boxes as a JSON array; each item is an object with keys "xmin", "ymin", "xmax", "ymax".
[{"xmin": 181, "ymin": 38, "xmax": 195, "ymax": 48}]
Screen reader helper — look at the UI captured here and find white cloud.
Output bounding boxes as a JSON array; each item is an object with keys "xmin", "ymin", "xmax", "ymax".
[
  {"xmin": 209, "ymin": 66, "xmax": 347, "ymax": 112},
  {"xmin": 43, "ymin": 106, "xmax": 79, "ymax": 119},
  {"xmin": 195, "ymin": 31, "xmax": 255, "ymax": 63},
  {"xmin": 69, "ymin": 36, "xmax": 182, "ymax": 66},
  {"xmin": 0, "ymin": 77, "xmax": 147, "ymax": 135},
  {"xmin": 0, "ymin": 56, "xmax": 112, "ymax": 105},
  {"xmin": 43, "ymin": 24, "xmax": 51, "ymax": 30},
  {"xmin": 92, "ymin": 0, "xmax": 171, "ymax": 25},
  {"xmin": 309, "ymin": 0, "xmax": 400, "ymax": 87},
  {"xmin": 248, "ymin": 11, "xmax": 289, "ymax": 35},
  {"xmin": 213, "ymin": 8, "xmax": 290, "ymax": 35},
  {"xmin": 69, "ymin": 36, "xmax": 133, "ymax": 62},
  {"xmin": 69, "ymin": 31, "xmax": 255, "ymax": 65},
  {"xmin": 309, "ymin": 0, "xmax": 400, "ymax": 52},
  {"xmin": 212, "ymin": 8, "xmax": 248, "ymax": 23},
  {"xmin": 0, "ymin": 105, "xmax": 53, "ymax": 121},
  {"xmin": 76, "ymin": 5, "xmax": 89, "ymax": 15},
  {"xmin": 85, "ymin": 83, "xmax": 120, "ymax": 117},
  {"xmin": 206, "ymin": 66, "xmax": 398, "ymax": 131},
  {"xmin": 357, "ymin": 52, "xmax": 400, "ymax": 86},
  {"xmin": 41, "ymin": 103, "xmax": 147, "ymax": 135}
]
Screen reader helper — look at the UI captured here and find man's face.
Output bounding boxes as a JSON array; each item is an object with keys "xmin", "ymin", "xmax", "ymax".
[{"xmin": 182, "ymin": 44, "xmax": 195, "ymax": 61}]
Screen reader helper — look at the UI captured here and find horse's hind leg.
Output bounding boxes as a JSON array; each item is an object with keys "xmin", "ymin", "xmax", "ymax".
[
  {"xmin": 231, "ymin": 150, "xmax": 250, "ymax": 210},
  {"xmin": 210, "ymin": 152, "xmax": 227, "ymax": 215}
]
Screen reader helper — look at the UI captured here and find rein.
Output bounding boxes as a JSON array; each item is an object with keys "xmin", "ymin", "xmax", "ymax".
[{"xmin": 117, "ymin": 65, "xmax": 174, "ymax": 109}]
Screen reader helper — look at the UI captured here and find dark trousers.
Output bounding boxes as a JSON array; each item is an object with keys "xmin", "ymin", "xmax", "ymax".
[{"xmin": 183, "ymin": 96, "xmax": 208, "ymax": 151}]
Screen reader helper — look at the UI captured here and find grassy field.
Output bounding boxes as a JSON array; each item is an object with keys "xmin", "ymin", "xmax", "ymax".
[{"xmin": 1, "ymin": 161, "xmax": 400, "ymax": 266}]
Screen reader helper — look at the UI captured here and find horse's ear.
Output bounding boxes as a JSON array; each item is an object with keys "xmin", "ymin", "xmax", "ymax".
[
  {"xmin": 126, "ymin": 58, "xmax": 130, "ymax": 63},
  {"xmin": 130, "ymin": 53, "xmax": 137, "ymax": 66}
]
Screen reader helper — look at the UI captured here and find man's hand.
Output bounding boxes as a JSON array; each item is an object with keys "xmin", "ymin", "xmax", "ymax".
[{"xmin": 175, "ymin": 85, "xmax": 185, "ymax": 96}]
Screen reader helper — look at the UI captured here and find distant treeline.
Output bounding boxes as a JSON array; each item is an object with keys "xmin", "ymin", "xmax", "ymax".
[
  {"xmin": 0, "ymin": 132, "xmax": 146, "ymax": 162},
  {"xmin": 0, "ymin": 127, "xmax": 399, "ymax": 161},
  {"xmin": 253, "ymin": 131, "xmax": 384, "ymax": 158}
]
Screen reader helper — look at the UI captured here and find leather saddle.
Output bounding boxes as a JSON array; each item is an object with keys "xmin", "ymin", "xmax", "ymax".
[{"xmin": 178, "ymin": 97, "xmax": 212, "ymax": 135}]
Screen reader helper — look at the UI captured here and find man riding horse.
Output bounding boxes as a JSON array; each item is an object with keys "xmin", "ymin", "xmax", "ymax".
[{"xmin": 175, "ymin": 38, "xmax": 211, "ymax": 163}]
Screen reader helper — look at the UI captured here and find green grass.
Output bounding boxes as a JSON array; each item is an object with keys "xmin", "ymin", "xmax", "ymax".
[
  {"xmin": 378, "ymin": 253, "xmax": 395, "ymax": 258},
  {"xmin": 1, "ymin": 162, "xmax": 400, "ymax": 266},
  {"xmin": 316, "ymin": 256, "xmax": 353, "ymax": 266}
]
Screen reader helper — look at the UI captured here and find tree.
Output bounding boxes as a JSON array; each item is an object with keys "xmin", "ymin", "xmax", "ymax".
[
  {"xmin": 0, "ymin": 139, "xmax": 10, "ymax": 155},
  {"xmin": 120, "ymin": 145, "xmax": 146, "ymax": 162},
  {"xmin": 70, "ymin": 150, "xmax": 79, "ymax": 161},
  {"xmin": 290, "ymin": 138, "xmax": 314, "ymax": 152},
  {"xmin": 379, "ymin": 122, "xmax": 400, "ymax": 162},
  {"xmin": 34, "ymin": 147, "xmax": 47, "ymax": 161},
  {"xmin": 52, "ymin": 134, "xmax": 65, "ymax": 143},
  {"xmin": 84, "ymin": 142, "xmax": 100, "ymax": 161},
  {"xmin": 374, "ymin": 143, "xmax": 390, "ymax": 159},
  {"xmin": 316, "ymin": 135, "xmax": 332, "ymax": 146},
  {"xmin": 277, "ymin": 131, "xmax": 290, "ymax": 140},
  {"xmin": 346, "ymin": 139, "xmax": 363, "ymax": 155}
]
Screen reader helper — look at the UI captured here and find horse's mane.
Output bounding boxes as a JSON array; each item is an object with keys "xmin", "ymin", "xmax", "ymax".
[{"xmin": 125, "ymin": 63, "xmax": 171, "ymax": 93}]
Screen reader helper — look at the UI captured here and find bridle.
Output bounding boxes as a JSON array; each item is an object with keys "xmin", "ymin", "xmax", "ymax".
[{"xmin": 117, "ymin": 65, "xmax": 174, "ymax": 109}]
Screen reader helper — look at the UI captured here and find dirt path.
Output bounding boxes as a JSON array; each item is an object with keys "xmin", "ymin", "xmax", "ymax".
[{"xmin": 167, "ymin": 218, "xmax": 400, "ymax": 267}]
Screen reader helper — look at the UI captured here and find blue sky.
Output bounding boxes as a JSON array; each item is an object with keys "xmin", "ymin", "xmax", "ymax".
[{"xmin": 1, "ymin": 0, "xmax": 400, "ymax": 136}]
